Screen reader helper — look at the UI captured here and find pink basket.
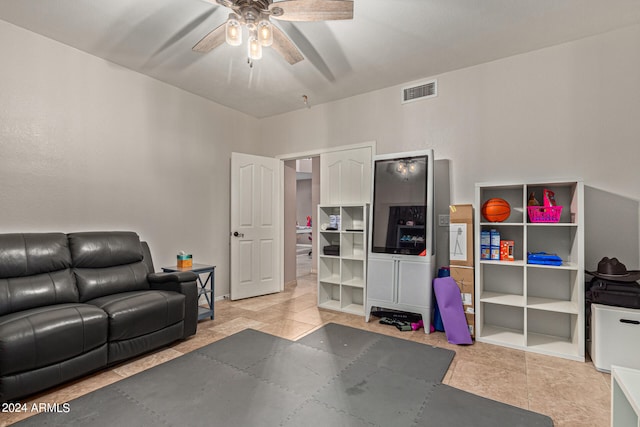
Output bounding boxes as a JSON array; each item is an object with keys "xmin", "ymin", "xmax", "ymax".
[{"xmin": 528, "ymin": 206, "xmax": 563, "ymax": 223}]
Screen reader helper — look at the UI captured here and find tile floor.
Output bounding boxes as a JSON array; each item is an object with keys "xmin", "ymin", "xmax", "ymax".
[{"xmin": 1, "ymin": 263, "xmax": 611, "ymax": 426}]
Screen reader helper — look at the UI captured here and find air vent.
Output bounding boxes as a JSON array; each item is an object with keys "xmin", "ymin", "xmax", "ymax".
[{"xmin": 401, "ymin": 80, "xmax": 437, "ymax": 104}]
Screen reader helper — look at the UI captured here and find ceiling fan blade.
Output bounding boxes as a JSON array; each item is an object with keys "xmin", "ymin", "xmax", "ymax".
[
  {"xmin": 275, "ymin": 21, "xmax": 337, "ymax": 81},
  {"xmin": 192, "ymin": 22, "xmax": 226, "ymax": 53},
  {"xmin": 271, "ymin": 25, "xmax": 304, "ymax": 64},
  {"xmin": 269, "ymin": 0, "xmax": 354, "ymax": 22},
  {"xmin": 153, "ymin": 8, "xmax": 218, "ymax": 57}
]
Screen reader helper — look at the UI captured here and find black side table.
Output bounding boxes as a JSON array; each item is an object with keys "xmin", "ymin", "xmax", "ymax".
[{"xmin": 162, "ymin": 263, "xmax": 215, "ymax": 321}]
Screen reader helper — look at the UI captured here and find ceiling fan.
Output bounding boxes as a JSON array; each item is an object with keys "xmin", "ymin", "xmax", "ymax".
[{"xmin": 193, "ymin": 0, "xmax": 354, "ymax": 66}]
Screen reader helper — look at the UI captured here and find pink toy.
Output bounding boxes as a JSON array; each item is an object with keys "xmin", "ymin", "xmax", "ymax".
[
  {"xmin": 306, "ymin": 216, "xmax": 312, "ymax": 227},
  {"xmin": 411, "ymin": 319, "xmax": 424, "ymax": 331}
]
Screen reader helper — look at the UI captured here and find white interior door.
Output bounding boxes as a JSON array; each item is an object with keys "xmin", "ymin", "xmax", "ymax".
[{"xmin": 230, "ymin": 152, "xmax": 282, "ymax": 300}]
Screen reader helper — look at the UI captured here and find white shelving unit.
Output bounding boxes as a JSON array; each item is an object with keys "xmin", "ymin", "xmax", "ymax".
[
  {"xmin": 317, "ymin": 204, "xmax": 368, "ymax": 316},
  {"xmin": 474, "ymin": 180, "xmax": 584, "ymax": 361},
  {"xmin": 612, "ymin": 365, "xmax": 640, "ymax": 426}
]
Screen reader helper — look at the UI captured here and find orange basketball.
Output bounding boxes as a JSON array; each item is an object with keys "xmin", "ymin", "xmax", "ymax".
[{"xmin": 481, "ymin": 198, "xmax": 511, "ymax": 222}]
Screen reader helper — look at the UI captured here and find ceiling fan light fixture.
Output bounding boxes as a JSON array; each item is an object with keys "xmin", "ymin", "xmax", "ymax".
[
  {"xmin": 257, "ymin": 20, "xmax": 273, "ymax": 47},
  {"xmin": 225, "ymin": 14, "xmax": 242, "ymax": 46},
  {"xmin": 194, "ymin": 0, "xmax": 354, "ymax": 66},
  {"xmin": 248, "ymin": 31, "xmax": 263, "ymax": 60}
]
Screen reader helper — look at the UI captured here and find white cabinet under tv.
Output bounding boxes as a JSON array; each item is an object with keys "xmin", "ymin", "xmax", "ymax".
[
  {"xmin": 365, "ymin": 255, "xmax": 433, "ymax": 332},
  {"xmin": 317, "ymin": 204, "xmax": 368, "ymax": 315},
  {"xmin": 475, "ymin": 180, "xmax": 584, "ymax": 361},
  {"xmin": 364, "ymin": 150, "xmax": 435, "ymax": 333}
]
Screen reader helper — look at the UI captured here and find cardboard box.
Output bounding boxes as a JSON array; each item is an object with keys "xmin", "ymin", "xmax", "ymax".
[
  {"xmin": 449, "ymin": 266, "xmax": 475, "ymax": 338},
  {"xmin": 500, "ymin": 240, "xmax": 515, "ymax": 261},
  {"xmin": 449, "ymin": 204, "xmax": 474, "ymax": 267}
]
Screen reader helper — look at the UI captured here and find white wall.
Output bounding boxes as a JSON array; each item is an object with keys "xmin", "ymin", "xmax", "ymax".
[
  {"xmin": 0, "ymin": 20, "xmax": 260, "ymax": 295},
  {"xmin": 2, "ymin": 17, "xmax": 639, "ymax": 301},
  {"xmin": 296, "ymin": 179, "xmax": 312, "ymax": 227},
  {"xmin": 260, "ymin": 24, "xmax": 640, "ymax": 269},
  {"xmin": 283, "ymin": 160, "xmax": 297, "ymax": 285}
]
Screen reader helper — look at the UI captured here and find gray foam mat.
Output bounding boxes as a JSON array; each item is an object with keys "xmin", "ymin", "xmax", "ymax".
[
  {"xmin": 416, "ymin": 383, "xmax": 553, "ymax": 427},
  {"xmin": 359, "ymin": 335, "xmax": 455, "ymax": 382},
  {"xmin": 194, "ymin": 327, "xmax": 293, "ymax": 370},
  {"xmin": 313, "ymin": 360, "xmax": 437, "ymax": 426},
  {"xmin": 282, "ymin": 400, "xmax": 373, "ymax": 427},
  {"xmin": 246, "ymin": 342, "xmax": 352, "ymax": 396},
  {"xmin": 296, "ymin": 322, "xmax": 383, "ymax": 358},
  {"xmin": 15, "ymin": 323, "xmax": 552, "ymax": 427},
  {"xmin": 13, "ymin": 387, "xmax": 161, "ymax": 427}
]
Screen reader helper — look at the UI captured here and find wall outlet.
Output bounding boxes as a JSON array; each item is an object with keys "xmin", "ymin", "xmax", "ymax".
[{"xmin": 438, "ymin": 214, "xmax": 450, "ymax": 226}]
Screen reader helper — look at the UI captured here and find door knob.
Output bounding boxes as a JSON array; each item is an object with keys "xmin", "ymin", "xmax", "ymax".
[{"xmin": 233, "ymin": 231, "xmax": 244, "ymax": 237}]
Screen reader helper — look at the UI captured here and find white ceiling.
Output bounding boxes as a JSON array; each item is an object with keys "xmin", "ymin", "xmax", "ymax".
[{"xmin": 2, "ymin": 1, "xmax": 640, "ymax": 118}]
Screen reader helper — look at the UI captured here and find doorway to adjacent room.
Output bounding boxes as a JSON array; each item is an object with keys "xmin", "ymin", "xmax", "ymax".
[{"xmin": 293, "ymin": 157, "xmax": 316, "ymax": 278}]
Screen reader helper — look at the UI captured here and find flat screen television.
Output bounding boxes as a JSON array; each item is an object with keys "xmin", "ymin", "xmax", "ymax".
[{"xmin": 371, "ymin": 153, "xmax": 430, "ymax": 255}]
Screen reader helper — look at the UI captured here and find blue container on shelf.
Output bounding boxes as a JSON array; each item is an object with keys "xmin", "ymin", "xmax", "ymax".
[
  {"xmin": 480, "ymin": 230, "xmax": 490, "ymax": 260},
  {"xmin": 490, "ymin": 229, "xmax": 501, "ymax": 260}
]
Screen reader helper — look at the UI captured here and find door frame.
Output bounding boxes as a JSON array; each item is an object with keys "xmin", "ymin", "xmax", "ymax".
[{"xmin": 276, "ymin": 141, "xmax": 377, "ymax": 287}]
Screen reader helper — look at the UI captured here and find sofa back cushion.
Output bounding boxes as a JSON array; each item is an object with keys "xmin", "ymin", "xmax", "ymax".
[
  {"xmin": 69, "ymin": 231, "xmax": 144, "ymax": 268},
  {"xmin": 0, "ymin": 233, "xmax": 72, "ymax": 278},
  {"xmin": 69, "ymin": 232, "xmax": 150, "ymax": 301},
  {"xmin": 0, "ymin": 233, "xmax": 78, "ymax": 316}
]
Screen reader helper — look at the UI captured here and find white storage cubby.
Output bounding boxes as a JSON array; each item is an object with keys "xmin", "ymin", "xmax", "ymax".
[
  {"xmin": 612, "ymin": 365, "xmax": 640, "ymax": 427},
  {"xmin": 317, "ymin": 204, "xmax": 368, "ymax": 315},
  {"xmin": 591, "ymin": 304, "xmax": 640, "ymax": 372},
  {"xmin": 475, "ymin": 180, "xmax": 584, "ymax": 361}
]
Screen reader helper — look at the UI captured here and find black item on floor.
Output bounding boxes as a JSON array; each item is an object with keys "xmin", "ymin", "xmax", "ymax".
[
  {"xmin": 15, "ymin": 323, "xmax": 552, "ymax": 427},
  {"xmin": 379, "ymin": 317, "xmax": 412, "ymax": 331},
  {"xmin": 586, "ymin": 277, "xmax": 640, "ymax": 309},
  {"xmin": 323, "ymin": 245, "xmax": 340, "ymax": 256},
  {"xmin": 371, "ymin": 309, "xmax": 422, "ymax": 323}
]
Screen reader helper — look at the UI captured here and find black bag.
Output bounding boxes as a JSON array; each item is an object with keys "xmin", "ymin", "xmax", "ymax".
[
  {"xmin": 323, "ymin": 245, "xmax": 340, "ymax": 256},
  {"xmin": 586, "ymin": 277, "xmax": 640, "ymax": 309}
]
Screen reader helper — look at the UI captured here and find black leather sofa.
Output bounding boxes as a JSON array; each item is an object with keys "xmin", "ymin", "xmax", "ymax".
[{"xmin": 0, "ymin": 231, "xmax": 199, "ymax": 402}]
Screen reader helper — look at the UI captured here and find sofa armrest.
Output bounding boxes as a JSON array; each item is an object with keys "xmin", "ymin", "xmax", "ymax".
[
  {"xmin": 148, "ymin": 271, "xmax": 197, "ymax": 290},
  {"xmin": 148, "ymin": 272, "xmax": 198, "ymax": 338}
]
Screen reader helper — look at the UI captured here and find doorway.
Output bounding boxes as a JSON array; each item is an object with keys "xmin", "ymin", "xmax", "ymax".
[
  {"xmin": 283, "ymin": 157, "xmax": 320, "ymax": 286},
  {"xmin": 280, "ymin": 141, "xmax": 375, "ymax": 289},
  {"xmin": 295, "ymin": 158, "xmax": 314, "ymax": 277}
]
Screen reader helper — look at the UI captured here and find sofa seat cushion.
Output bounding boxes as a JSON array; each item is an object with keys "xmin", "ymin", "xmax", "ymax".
[
  {"xmin": 0, "ymin": 303, "xmax": 108, "ymax": 376},
  {"xmin": 87, "ymin": 291, "xmax": 185, "ymax": 341}
]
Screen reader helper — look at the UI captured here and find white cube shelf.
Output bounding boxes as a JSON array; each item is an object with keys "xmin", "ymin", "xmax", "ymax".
[
  {"xmin": 317, "ymin": 204, "xmax": 368, "ymax": 315},
  {"xmin": 475, "ymin": 180, "xmax": 584, "ymax": 361}
]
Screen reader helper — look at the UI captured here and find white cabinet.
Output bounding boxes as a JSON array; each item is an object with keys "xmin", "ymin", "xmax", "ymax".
[
  {"xmin": 591, "ymin": 304, "xmax": 640, "ymax": 372},
  {"xmin": 398, "ymin": 259, "xmax": 433, "ymax": 306},
  {"xmin": 475, "ymin": 180, "xmax": 584, "ymax": 361},
  {"xmin": 612, "ymin": 365, "xmax": 640, "ymax": 427},
  {"xmin": 365, "ymin": 255, "xmax": 433, "ymax": 332},
  {"xmin": 320, "ymin": 147, "xmax": 372, "ymax": 205},
  {"xmin": 317, "ymin": 204, "xmax": 368, "ymax": 315},
  {"xmin": 364, "ymin": 150, "xmax": 435, "ymax": 334},
  {"xmin": 365, "ymin": 257, "xmax": 395, "ymax": 302}
]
